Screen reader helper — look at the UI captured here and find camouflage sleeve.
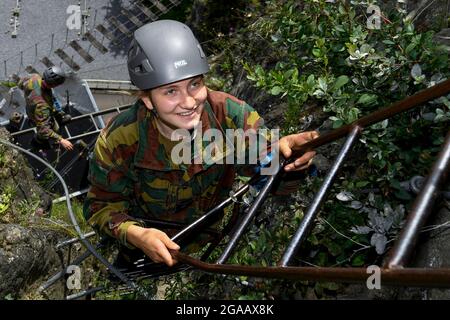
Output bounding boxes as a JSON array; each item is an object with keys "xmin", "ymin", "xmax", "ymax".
[
  {"xmin": 83, "ymin": 129, "xmax": 144, "ymax": 248},
  {"xmin": 33, "ymin": 103, "xmax": 62, "ymax": 142}
]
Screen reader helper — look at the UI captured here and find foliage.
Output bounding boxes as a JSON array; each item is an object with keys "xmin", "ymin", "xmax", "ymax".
[
  {"xmin": 48, "ymin": 200, "xmax": 90, "ymax": 236},
  {"xmin": 149, "ymin": 0, "xmax": 194, "ymax": 23},
  {"xmin": 0, "ymin": 185, "xmax": 14, "ymax": 215},
  {"xmin": 186, "ymin": 0, "xmax": 263, "ymax": 44},
  {"xmin": 0, "ymin": 144, "xmax": 87, "ymax": 234},
  {"xmin": 245, "ymin": 0, "xmax": 449, "ymax": 131},
  {"xmin": 0, "ymin": 81, "xmax": 18, "ymax": 88}
]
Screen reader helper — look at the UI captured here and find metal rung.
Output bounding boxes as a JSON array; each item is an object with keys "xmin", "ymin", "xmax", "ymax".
[
  {"xmin": 69, "ymin": 40, "xmax": 95, "ymax": 63},
  {"xmin": 151, "ymin": 0, "xmax": 168, "ymax": 13},
  {"xmin": 64, "ymin": 125, "xmax": 71, "ymax": 138},
  {"xmin": 108, "ymin": 16, "xmax": 131, "ymax": 35},
  {"xmin": 40, "ymin": 56, "xmax": 54, "ymax": 68},
  {"xmin": 25, "ymin": 65, "xmax": 39, "ymax": 74},
  {"xmin": 121, "ymin": 9, "xmax": 144, "ymax": 28},
  {"xmin": 89, "ymin": 114, "xmax": 100, "ymax": 131},
  {"xmin": 54, "ymin": 49, "xmax": 80, "ymax": 71},
  {"xmin": 134, "ymin": 3, "xmax": 158, "ymax": 20},
  {"xmin": 53, "ymin": 189, "xmax": 90, "ymax": 204},
  {"xmin": 11, "ymin": 105, "xmax": 132, "ymax": 141},
  {"xmin": 84, "ymin": 32, "xmax": 108, "ymax": 54},
  {"xmin": 95, "ymin": 24, "xmax": 115, "ymax": 41},
  {"xmin": 167, "ymin": 0, "xmax": 181, "ymax": 5}
]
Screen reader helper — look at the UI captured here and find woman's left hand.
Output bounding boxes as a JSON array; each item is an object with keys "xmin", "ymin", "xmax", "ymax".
[{"xmin": 279, "ymin": 131, "xmax": 319, "ymax": 172}]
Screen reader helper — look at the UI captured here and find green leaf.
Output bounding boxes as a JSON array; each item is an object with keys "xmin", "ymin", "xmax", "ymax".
[
  {"xmin": 360, "ymin": 44, "xmax": 372, "ymax": 54},
  {"xmin": 332, "ymin": 119, "xmax": 344, "ymax": 128},
  {"xmin": 284, "ymin": 68, "xmax": 299, "ymax": 82},
  {"xmin": 333, "ymin": 75, "xmax": 349, "ymax": 91},
  {"xmin": 284, "ymin": 69, "xmax": 294, "ymax": 79},
  {"xmin": 326, "ymin": 240, "xmax": 343, "ymax": 257},
  {"xmin": 322, "ymin": 282, "xmax": 339, "ymax": 291},
  {"xmin": 334, "ymin": 25, "xmax": 345, "ymax": 33},
  {"xmin": 347, "ymin": 107, "xmax": 360, "ymax": 123},
  {"xmin": 255, "ymin": 65, "xmax": 264, "ymax": 77},
  {"xmin": 395, "ymin": 189, "xmax": 412, "ymax": 200},
  {"xmin": 440, "ymin": 97, "xmax": 450, "ymax": 108},
  {"xmin": 352, "ymin": 254, "xmax": 365, "ymax": 267},
  {"xmin": 271, "ymin": 86, "xmax": 283, "ymax": 95},
  {"xmin": 405, "ymin": 42, "xmax": 417, "ymax": 55},
  {"xmin": 390, "ymin": 179, "xmax": 401, "ymax": 190},
  {"xmin": 357, "ymin": 94, "xmax": 377, "ymax": 105},
  {"xmin": 356, "ymin": 181, "xmax": 370, "ymax": 188},
  {"xmin": 308, "ymin": 234, "xmax": 319, "ymax": 246},
  {"xmin": 312, "ymin": 48, "xmax": 322, "ymax": 57},
  {"xmin": 306, "ymin": 74, "xmax": 315, "ymax": 88},
  {"xmin": 318, "ymin": 77, "xmax": 327, "ymax": 91}
]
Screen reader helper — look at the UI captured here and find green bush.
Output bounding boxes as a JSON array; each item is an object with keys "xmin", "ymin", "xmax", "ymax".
[{"xmin": 244, "ymin": 0, "xmax": 449, "ymax": 189}]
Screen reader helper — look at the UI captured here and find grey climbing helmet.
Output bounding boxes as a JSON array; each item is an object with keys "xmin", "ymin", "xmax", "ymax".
[
  {"xmin": 127, "ymin": 20, "xmax": 209, "ymax": 90},
  {"xmin": 43, "ymin": 66, "xmax": 66, "ymax": 86}
]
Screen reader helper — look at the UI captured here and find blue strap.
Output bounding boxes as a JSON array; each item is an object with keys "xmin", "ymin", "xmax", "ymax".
[
  {"xmin": 252, "ymin": 152, "xmax": 273, "ymax": 191},
  {"xmin": 52, "ymin": 92, "xmax": 62, "ymax": 112}
]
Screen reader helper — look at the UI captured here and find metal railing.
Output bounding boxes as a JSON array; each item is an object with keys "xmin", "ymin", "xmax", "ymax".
[{"xmin": 10, "ymin": 104, "xmax": 132, "ymax": 144}]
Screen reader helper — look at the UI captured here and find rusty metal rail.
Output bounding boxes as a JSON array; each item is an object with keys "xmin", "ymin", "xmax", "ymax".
[
  {"xmin": 172, "ymin": 251, "xmax": 450, "ymax": 288},
  {"xmin": 287, "ymin": 78, "xmax": 450, "ymax": 157}
]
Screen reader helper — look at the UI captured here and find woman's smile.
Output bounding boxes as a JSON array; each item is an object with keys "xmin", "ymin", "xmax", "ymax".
[{"xmin": 176, "ymin": 105, "xmax": 199, "ymax": 117}]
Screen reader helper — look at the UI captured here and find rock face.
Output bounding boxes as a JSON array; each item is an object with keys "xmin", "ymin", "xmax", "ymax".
[
  {"xmin": 0, "ymin": 128, "xmax": 52, "ymax": 222},
  {"xmin": 0, "ymin": 128, "xmax": 63, "ymax": 298},
  {"xmin": 0, "ymin": 224, "xmax": 60, "ymax": 298}
]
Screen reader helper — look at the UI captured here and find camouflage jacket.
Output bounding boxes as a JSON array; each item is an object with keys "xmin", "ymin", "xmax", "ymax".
[
  {"xmin": 18, "ymin": 74, "xmax": 62, "ymax": 142},
  {"xmin": 84, "ymin": 90, "xmax": 291, "ymax": 248}
]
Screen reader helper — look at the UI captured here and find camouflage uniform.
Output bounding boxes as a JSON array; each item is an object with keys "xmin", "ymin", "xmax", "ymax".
[
  {"xmin": 84, "ymin": 90, "xmax": 295, "ymax": 248},
  {"xmin": 18, "ymin": 74, "xmax": 62, "ymax": 144}
]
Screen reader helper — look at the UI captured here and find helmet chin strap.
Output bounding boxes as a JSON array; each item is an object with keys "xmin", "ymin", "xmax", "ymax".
[
  {"xmin": 148, "ymin": 95, "xmax": 159, "ymax": 118},
  {"xmin": 148, "ymin": 95, "xmax": 179, "ymax": 140}
]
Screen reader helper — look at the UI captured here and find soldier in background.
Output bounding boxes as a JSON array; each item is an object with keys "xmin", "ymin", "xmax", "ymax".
[{"xmin": 18, "ymin": 66, "xmax": 73, "ymax": 151}]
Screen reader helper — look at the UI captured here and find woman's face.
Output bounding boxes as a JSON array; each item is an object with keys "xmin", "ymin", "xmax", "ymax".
[{"xmin": 142, "ymin": 76, "xmax": 207, "ymax": 136}]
